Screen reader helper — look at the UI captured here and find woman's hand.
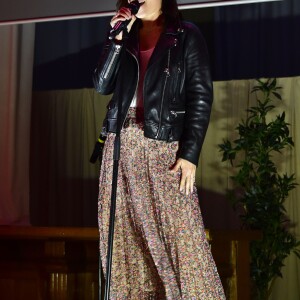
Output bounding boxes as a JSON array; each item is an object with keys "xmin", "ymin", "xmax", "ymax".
[
  {"xmin": 110, "ymin": 7, "xmax": 136, "ymax": 40},
  {"xmin": 171, "ymin": 158, "xmax": 196, "ymax": 196}
]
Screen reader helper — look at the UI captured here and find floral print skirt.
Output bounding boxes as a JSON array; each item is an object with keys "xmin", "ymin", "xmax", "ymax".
[{"xmin": 98, "ymin": 108, "xmax": 225, "ymax": 299}]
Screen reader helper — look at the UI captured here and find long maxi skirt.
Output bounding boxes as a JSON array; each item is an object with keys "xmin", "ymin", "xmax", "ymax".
[{"xmin": 98, "ymin": 108, "xmax": 226, "ymax": 299}]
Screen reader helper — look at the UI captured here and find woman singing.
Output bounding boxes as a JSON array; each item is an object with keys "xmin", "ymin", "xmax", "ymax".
[{"xmin": 94, "ymin": 0, "xmax": 225, "ymax": 298}]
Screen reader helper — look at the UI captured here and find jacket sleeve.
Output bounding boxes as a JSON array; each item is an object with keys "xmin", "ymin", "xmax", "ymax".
[
  {"xmin": 178, "ymin": 23, "xmax": 213, "ymax": 166},
  {"xmin": 93, "ymin": 38, "xmax": 124, "ymax": 95}
]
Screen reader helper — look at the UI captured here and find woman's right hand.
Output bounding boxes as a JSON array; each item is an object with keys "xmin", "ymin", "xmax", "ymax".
[{"xmin": 110, "ymin": 7, "xmax": 136, "ymax": 40}]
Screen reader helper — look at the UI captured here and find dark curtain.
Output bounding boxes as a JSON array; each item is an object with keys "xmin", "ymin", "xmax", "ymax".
[
  {"xmin": 33, "ymin": 16, "xmax": 111, "ymax": 90},
  {"xmin": 213, "ymin": 0, "xmax": 300, "ymax": 80}
]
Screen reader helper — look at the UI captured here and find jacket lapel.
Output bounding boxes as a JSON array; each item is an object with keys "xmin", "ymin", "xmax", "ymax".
[
  {"xmin": 147, "ymin": 34, "xmax": 178, "ymax": 69},
  {"xmin": 125, "ymin": 21, "xmax": 140, "ymax": 60},
  {"xmin": 148, "ymin": 21, "xmax": 180, "ymax": 69},
  {"xmin": 125, "ymin": 19, "xmax": 181, "ymax": 68}
]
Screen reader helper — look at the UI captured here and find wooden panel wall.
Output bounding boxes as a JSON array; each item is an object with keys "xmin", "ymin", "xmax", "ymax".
[{"xmin": 0, "ymin": 227, "xmax": 261, "ymax": 300}]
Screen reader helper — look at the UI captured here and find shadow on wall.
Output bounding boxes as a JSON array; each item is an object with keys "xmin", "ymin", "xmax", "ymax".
[
  {"xmin": 29, "ymin": 116, "xmax": 101, "ymax": 226},
  {"xmin": 30, "ymin": 177, "xmax": 99, "ymax": 227},
  {"xmin": 198, "ymin": 188, "xmax": 242, "ymax": 230},
  {"xmin": 29, "ymin": 89, "xmax": 108, "ymax": 227}
]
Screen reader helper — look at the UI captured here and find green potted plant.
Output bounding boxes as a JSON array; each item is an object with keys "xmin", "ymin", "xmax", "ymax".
[{"xmin": 218, "ymin": 78, "xmax": 300, "ymax": 299}]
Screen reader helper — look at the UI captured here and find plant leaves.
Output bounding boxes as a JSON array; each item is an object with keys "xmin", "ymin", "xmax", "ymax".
[{"xmin": 218, "ymin": 78, "xmax": 299, "ymax": 296}]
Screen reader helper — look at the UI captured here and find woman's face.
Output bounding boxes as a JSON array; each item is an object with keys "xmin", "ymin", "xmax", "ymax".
[{"xmin": 130, "ymin": 0, "xmax": 162, "ymax": 20}]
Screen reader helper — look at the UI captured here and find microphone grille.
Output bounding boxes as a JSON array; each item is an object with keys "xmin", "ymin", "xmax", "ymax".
[{"xmin": 128, "ymin": 1, "xmax": 141, "ymax": 15}]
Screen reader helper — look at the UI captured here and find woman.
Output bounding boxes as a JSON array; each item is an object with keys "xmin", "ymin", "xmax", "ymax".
[{"xmin": 94, "ymin": 0, "xmax": 225, "ymax": 298}]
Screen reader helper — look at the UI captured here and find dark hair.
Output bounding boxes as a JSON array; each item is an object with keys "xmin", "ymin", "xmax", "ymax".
[{"xmin": 116, "ymin": 0, "xmax": 180, "ymax": 22}]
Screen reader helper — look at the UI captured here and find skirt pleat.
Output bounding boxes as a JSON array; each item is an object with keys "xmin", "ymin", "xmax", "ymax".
[{"xmin": 98, "ymin": 108, "xmax": 225, "ymax": 299}]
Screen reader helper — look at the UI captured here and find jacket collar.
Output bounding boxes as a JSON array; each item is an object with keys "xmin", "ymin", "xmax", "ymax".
[
  {"xmin": 125, "ymin": 18, "xmax": 182, "ymax": 62},
  {"xmin": 164, "ymin": 18, "xmax": 182, "ymax": 35}
]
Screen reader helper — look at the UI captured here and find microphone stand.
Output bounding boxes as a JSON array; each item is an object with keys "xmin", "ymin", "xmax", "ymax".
[
  {"xmin": 100, "ymin": 4, "xmax": 140, "ymax": 295},
  {"xmin": 103, "ymin": 51, "xmax": 125, "ymax": 299}
]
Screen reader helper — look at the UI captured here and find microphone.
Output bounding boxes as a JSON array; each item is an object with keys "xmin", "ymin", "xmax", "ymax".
[{"xmin": 109, "ymin": 1, "xmax": 141, "ymax": 40}]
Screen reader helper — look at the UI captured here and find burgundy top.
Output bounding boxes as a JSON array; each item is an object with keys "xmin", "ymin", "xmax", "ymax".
[{"xmin": 130, "ymin": 47, "xmax": 155, "ymax": 108}]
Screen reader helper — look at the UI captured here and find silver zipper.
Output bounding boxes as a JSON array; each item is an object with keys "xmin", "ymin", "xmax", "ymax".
[
  {"xmin": 170, "ymin": 110, "xmax": 185, "ymax": 118},
  {"xmin": 103, "ymin": 44, "xmax": 122, "ymax": 79},
  {"xmin": 173, "ymin": 63, "xmax": 181, "ymax": 96},
  {"xmin": 156, "ymin": 49, "xmax": 171, "ymax": 138}
]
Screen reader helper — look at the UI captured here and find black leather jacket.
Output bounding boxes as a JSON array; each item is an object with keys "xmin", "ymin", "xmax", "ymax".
[{"xmin": 93, "ymin": 19, "xmax": 212, "ymax": 166}]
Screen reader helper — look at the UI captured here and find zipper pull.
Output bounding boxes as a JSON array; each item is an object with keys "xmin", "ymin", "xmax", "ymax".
[
  {"xmin": 177, "ymin": 63, "xmax": 181, "ymax": 73},
  {"xmin": 170, "ymin": 110, "xmax": 177, "ymax": 118},
  {"xmin": 164, "ymin": 68, "xmax": 170, "ymax": 77}
]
